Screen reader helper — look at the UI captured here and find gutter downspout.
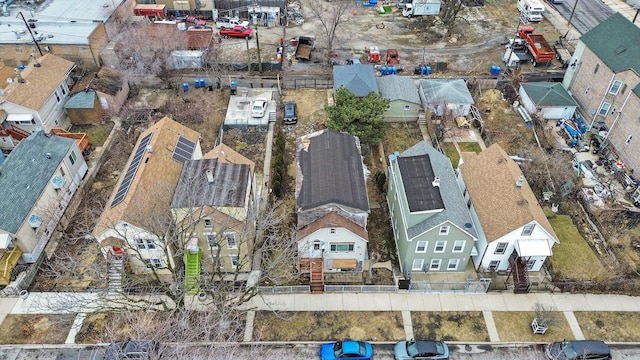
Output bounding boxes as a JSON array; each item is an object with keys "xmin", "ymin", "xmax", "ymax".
[
  {"xmin": 589, "ymin": 73, "xmax": 616, "ymax": 130},
  {"xmin": 603, "ymin": 89, "xmax": 632, "ymax": 142},
  {"xmin": 2, "ymin": 0, "xmax": 17, "ymax": 17}
]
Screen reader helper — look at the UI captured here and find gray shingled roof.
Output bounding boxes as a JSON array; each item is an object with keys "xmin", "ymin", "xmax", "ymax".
[
  {"xmin": 333, "ymin": 64, "xmax": 378, "ymax": 97},
  {"xmin": 521, "ymin": 82, "xmax": 578, "ymax": 107},
  {"xmin": 376, "ymin": 75, "xmax": 421, "ymax": 104},
  {"xmin": 580, "ymin": 13, "xmax": 640, "ymax": 75},
  {"xmin": 170, "ymin": 159, "xmax": 250, "ymax": 209},
  {"xmin": 420, "ymin": 79, "xmax": 474, "ymax": 105},
  {"xmin": 396, "ymin": 141, "xmax": 477, "ymax": 239},
  {"xmin": 297, "ymin": 129, "xmax": 369, "ymax": 212},
  {"xmin": 0, "ymin": 130, "xmax": 74, "ymax": 234},
  {"xmin": 64, "ymin": 90, "xmax": 96, "ymax": 109}
]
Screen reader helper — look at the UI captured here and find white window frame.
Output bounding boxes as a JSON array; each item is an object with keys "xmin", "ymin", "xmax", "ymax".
[
  {"xmin": 494, "ymin": 242, "xmax": 508, "ymax": 254},
  {"xmin": 411, "ymin": 259, "xmax": 424, "ymax": 271},
  {"xmin": 584, "ymin": 87, "xmax": 590, "ymax": 95},
  {"xmin": 609, "ymin": 80, "xmax": 622, "ymax": 95},
  {"xmin": 54, "ymin": 90, "xmax": 61, "ymax": 103},
  {"xmin": 527, "ymin": 259, "xmax": 536, "ymax": 270},
  {"xmin": 403, "ymin": 105, "xmax": 411, "ymax": 111},
  {"xmin": 329, "ymin": 228, "xmax": 337, "ymax": 235},
  {"xmin": 330, "ymin": 243, "xmax": 355, "ymax": 252},
  {"xmin": 453, "ymin": 240, "xmax": 465, "ymax": 253},
  {"xmin": 68, "ymin": 151, "xmax": 77, "ymax": 165},
  {"xmin": 415, "ymin": 241, "xmax": 427, "ymax": 253},
  {"xmin": 230, "ymin": 254, "xmax": 239, "ymax": 268},
  {"xmin": 205, "ymin": 232, "xmax": 218, "ymax": 249},
  {"xmin": 430, "ymin": 259, "xmax": 441, "ymax": 270},
  {"xmin": 522, "ymin": 224, "xmax": 535, "ymax": 236},
  {"xmin": 434, "ymin": 240, "xmax": 446, "ymax": 253},
  {"xmin": 447, "ymin": 258, "xmax": 460, "ymax": 270},
  {"xmin": 203, "ymin": 218, "xmax": 213, "ymax": 229},
  {"xmin": 225, "ymin": 232, "xmax": 237, "ymax": 248},
  {"xmin": 626, "ymin": 135, "xmax": 633, "ymax": 144},
  {"xmin": 147, "ymin": 258, "xmax": 162, "ymax": 268},
  {"xmin": 488, "ymin": 260, "xmax": 500, "ymax": 270},
  {"xmin": 439, "ymin": 226, "xmax": 450, "ymax": 235},
  {"xmin": 135, "ymin": 237, "xmax": 156, "ymax": 250},
  {"xmin": 598, "ymin": 102, "xmax": 611, "ymax": 116}
]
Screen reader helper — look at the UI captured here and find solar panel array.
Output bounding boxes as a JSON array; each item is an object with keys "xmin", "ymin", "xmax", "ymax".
[
  {"xmin": 110, "ymin": 132, "xmax": 153, "ymax": 208},
  {"xmin": 172, "ymin": 135, "xmax": 196, "ymax": 164}
]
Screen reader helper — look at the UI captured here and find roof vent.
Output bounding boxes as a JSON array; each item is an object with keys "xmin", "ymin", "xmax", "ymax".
[
  {"xmin": 432, "ymin": 176, "xmax": 441, "ymax": 187},
  {"xmin": 515, "ymin": 174, "xmax": 525, "ymax": 188},
  {"xmin": 45, "ymin": 152, "xmax": 51, "ymax": 159},
  {"xmin": 206, "ymin": 169, "xmax": 214, "ymax": 183},
  {"xmin": 146, "ymin": 145, "xmax": 153, "ymax": 152},
  {"xmin": 30, "ymin": 53, "xmax": 41, "ymax": 68},
  {"xmin": 13, "ymin": 68, "xmax": 25, "ymax": 83}
]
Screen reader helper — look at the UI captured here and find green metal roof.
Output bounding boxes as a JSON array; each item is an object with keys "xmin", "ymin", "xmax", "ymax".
[
  {"xmin": 64, "ymin": 90, "xmax": 96, "ymax": 109},
  {"xmin": 521, "ymin": 82, "xmax": 578, "ymax": 107},
  {"xmin": 580, "ymin": 12, "xmax": 640, "ymax": 74},
  {"xmin": 0, "ymin": 130, "xmax": 74, "ymax": 234}
]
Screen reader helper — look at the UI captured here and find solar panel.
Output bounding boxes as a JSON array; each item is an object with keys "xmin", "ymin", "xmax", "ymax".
[
  {"xmin": 172, "ymin": 136, "xmax": 196, "ymax": 164},
  {"xmin": 110, "ymin": 132, "xmax": 153, "ymax": 208}
]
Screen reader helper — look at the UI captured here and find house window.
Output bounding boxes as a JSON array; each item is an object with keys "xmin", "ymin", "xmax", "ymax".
[
  {"xmin": 412, "ymin": 259, "xmax": 424, "ymax": 271},
  {"xmin": 59, "ymin": 167, "xmax": 65, "ymax": 177},
  {"xmin": 68, "ymin": 151, "xmax": 77, "ymax": 165},
  {"xmin": 13, "ymin": 118, "xmax": 35, "ymax": 125},
  {"xmin": 415, "ymin": 241, "xmax": 427, "ymax": 253},
  {"xmin": 330, "ymin": 243, "xmax": 355, "ymax": 252},
  {"xmin": 147, "ymin": 258, "xmax": 162, "ymax": 268},
  {"xmin": 466, "ymin": 198, "xmax": 472, "ymax": 209},
  {"xmin": 203, "ymin": 218, "xmax": 212, "ymax": 229},
  {"xmin": 54, "ymin": 90, "xmax": 61, "ymax": 103},
  {"xmin": 59, "ymin": 84, "xmax": 67, "ymax": 96},
  {"xmin": 225, "ymin": 232, "xmax": 237, "ymax": 248},
  {"xmin": 522, "ymin": 224, "xmax": 535, "ymax": 236},
  {"xmin": 594, "ymin": 64, "xmax": 599, "ymax": 73},
  {"xmin": 403, "ymin": 105, "xmax": 411, "ymax": 110},
  {"xmin": 447, "ymin": 258, "xmax": 460, "ymax": 270},
  {"xmin": 329, "ymin": 228, "xmax": 336, "ymax": 235},
  {"xmin": 584, "ymin": 87, "xmax": 590, "ymax": 95},
  {"xmin": 434, "ymin": 240, "xmax": 446, "ymax": 253},
  {"xmin": 439, "ymin": 226, "xmax": 450, "ymax": 235},
  {"xmin": 230, "ymin": 254, "xmax": 239, "ymax": 268},
  {"xmin": 453, "ymin": 240, "xmax": 465, "ymax": 253},
  {"xmin": 488, "ymin": 260, "xmax": 500, "ymax": 270},
  {"xmin": 527, "ymin": 259, "xmax": 536, "ymax": 270},
  {"xmin": 598, "ymin": 102, "xmax": 611, "ymax": 116},
  {"xmin": 205, "ymin": 233, "xmax": 218, "ymax": 249},
  {"xmin": 494, "ymin": 242, "xmax": 508, "ymax": 254},
  {"xmin": 313, "ymin": 242, "xmax": 321, "ymax": 250},
  {"xmin": 609, "ymin": 80, "xmax": 622, "ymax": 95},
  {"xmin": 135, "ymin": 237, "xmax": 156, "ymax": 250},
  {"xmin": 626, "ymin": 135, "xmax": 633, "ymax": 144},
  {"xmin": 430, "ymin": 259, "xmax": 441, "ymax": 270}
]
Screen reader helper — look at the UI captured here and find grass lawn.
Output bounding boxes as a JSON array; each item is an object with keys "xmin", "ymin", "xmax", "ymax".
[
  {"xmin": 253, "ymin": 311, "xmax": 405, "ymax": 341},
  {"xmin": 383, "ymin": 123, "xmax": 424, "ymax": 155},
  {"xmin": 441, "ymin": 142, "xmax": 459, "ymax": 166},
  {"xmin": 0, "ymin": 314, "xmax": 77, "ymax": 344},
  {"xmin": 575, "ymin": 311, "xmax": 640, "ymax": 342},
  {"xmin": 547, "ymin": 213, "xmax": 606, "ymax": 280},
  {"xmin": 411, "ymin": 311, "xmax": 489, "ymax": 342},
  {"xmin": 493, "ymin": 311, "xmax": 574, "ymax": 342},
  {"xmin": 70, "ymin": 121, "xmax": 115, "ymax": 147},
  {"xmin": 458, "ymin": 142, "xmax": 482, "ymax": 153}
]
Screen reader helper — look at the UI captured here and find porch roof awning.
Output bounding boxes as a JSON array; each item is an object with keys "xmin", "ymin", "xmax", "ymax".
[
  {"xmin": 515, "ymin": 239, "xmax": 552, "ymax": 257},
  {"xmin": 6, "ymin": 114, "xmax": 33, "ymax": 122}
]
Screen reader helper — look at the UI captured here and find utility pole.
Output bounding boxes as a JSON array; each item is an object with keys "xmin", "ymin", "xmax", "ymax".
[
  {"xmin": 567, "ymin": 0, "xmax": 579, "ymax": 26},
  {"xmin": 17, "ymin": 12, "xmax": 43, "ymax": 56},
  {"xmin": 252, "ymin": 3, "xmax": 262, "ymax": 73}
]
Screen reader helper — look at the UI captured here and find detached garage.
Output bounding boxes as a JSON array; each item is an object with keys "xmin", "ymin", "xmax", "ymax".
[{"xmin": 519, "ymin": 82, "xmax": 578, "ymax": 120}]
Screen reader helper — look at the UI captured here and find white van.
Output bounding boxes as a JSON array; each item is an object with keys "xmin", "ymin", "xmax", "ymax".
[{"xmin": 517, "ymin": 0, "xmax": 545, "ymax": 22}]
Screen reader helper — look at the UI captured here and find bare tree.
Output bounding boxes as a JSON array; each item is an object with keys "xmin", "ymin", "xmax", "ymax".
[
  {"xmin": 306, "ymin": 0, "xmax": 354, "ymax": 63},
  {"xmin": 439, "ymin": 0, "xmax": 466, "ymax": 35}
]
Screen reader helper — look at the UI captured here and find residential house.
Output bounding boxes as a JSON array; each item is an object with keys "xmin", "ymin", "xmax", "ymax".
[
  {"xmin": 93, "ymin": 117, "xmax": 202, "ymax": 280},
  {"xmin": 387, "ymin": 141, "xmax": 477, "ymax": 277},
  {"xmin": 333, "ymin": 64, "xmax": 379, "ymax": 97},
  {"xmin": 0, "ymin": 129, "xmax": 87, "ymax": 285},
  {"xmin": 418, "ymin": 79, "xmax": 474, "ymax": 118},
  {"xmin": 519, "ymin": 82, "xmax": 578, "ymax": 120},
  {"xmin": 562, "ymin": 12, "xmax": 640, "ymax": 175},
  {"xmin": 295, "ymin": 129, "xmax": 370, "ymax": 275},
  {"xmin": 0, "ymin": 0, "xmax": 130, "ymax": 68},
  {"xmin": 170, "ymin": 144, "xmax": 257, "ymax": 289},
  {"xmin": 376, "ymin": 75, "xmax": 422, "ymax": 122},
  {"xmin": 457, "ymin": 144, "xmax": 559, "ymax": 291},
  {"xmin": 0, "ymin": 54, "xmax": 75, "ymax": 134}
]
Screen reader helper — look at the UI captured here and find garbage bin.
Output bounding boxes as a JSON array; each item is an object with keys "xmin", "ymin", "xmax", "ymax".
[{"xmin": 230, "ymin": 81, "xmax": 237, "ymax": 95}]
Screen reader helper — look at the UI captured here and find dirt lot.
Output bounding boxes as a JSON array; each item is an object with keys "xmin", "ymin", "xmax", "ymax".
[{"xmin": 0, "ymin": 314, "xmax": 77, "ymax": 344}]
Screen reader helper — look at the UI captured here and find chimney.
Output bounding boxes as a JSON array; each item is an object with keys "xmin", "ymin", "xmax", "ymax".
[
  {"xmin": 432, "ymin": 176, "xmax": 441, "ymax": 187},
  {"xmin": 206, "ymin": 170, "xmax": 214, "ymax": 183},
  {"xmin": 30, "ymin": 53, "xmax": 41, "ymax": 68},
  {"xmin": 13, "ymin": 68, "xmax": 25, "ymax": 83},
  {"xmin": 515, "ymin": 174, "xmax": 525, "ymax": 188}
]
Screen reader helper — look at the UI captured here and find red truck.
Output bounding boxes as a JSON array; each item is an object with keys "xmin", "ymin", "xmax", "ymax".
[
  {"xmin": 386, "ymin": 49, "xmax": 400, "ymax": 65},
  {"xmin": 133, "ymin": 4, "xmax": 166, "ymax": 19},
  {"xmin": 523, "ymin": 33, "xmax": 555, "ymax": 67},
  {"xmin": 219, "ymin": 26, "xmax": 253, "ymax": 39}
]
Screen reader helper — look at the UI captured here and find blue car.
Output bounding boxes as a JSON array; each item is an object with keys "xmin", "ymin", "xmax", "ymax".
[{"xmin": 319, "ymin": 340, "xmax": 373, "ymax": 360}]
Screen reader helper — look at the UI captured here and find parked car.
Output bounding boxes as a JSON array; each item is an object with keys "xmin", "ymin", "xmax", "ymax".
[
  {"xmin": 283, "ymin": 101, "xmax": 298, "ymax": 124},
  {"xmin": 219, "ymin": 25, "xmax": 253, "ymax": 39},
  {"xmin": 319, "ymin": 340, "xmax": 373, "ymax": 360},
  {"xmin": 251, "ymin": 98, "xmax": 268, "ymax": 118},
  {"xmin": 545, "ymin": 340, "xmax": 611, "ymax": 360},
  {"xmin": 591, "ymin": 120, "xmax": 607, "ymax": 132},
  {"xmin": 347, "ymin": 58, "xmax": 361, "ymax": 65},
  {"xmin": 394, "ymin": 340, "xmax": 449, "ymax": 359},
  {"xmin": 105, "ymin": 340, "xmax": 160, "ymax": 359}
]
